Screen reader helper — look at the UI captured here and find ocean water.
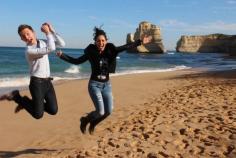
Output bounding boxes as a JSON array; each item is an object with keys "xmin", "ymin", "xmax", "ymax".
[{"xmin": 1, "ymin": 46, "xmax": 236, "ymax": 94}]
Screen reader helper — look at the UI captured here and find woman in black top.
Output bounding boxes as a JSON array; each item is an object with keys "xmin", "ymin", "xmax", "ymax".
[{"xmin": 57, "ymin": 27, "xmax": 151, "ymax": 134}]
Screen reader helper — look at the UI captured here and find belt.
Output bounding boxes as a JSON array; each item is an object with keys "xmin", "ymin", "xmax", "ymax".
[{"xmin": 31, "ymin": 76, "xmax": 53, "ymax": 81}]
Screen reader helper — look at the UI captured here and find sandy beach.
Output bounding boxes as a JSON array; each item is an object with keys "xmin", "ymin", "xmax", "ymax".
[{"xmin": 0, "ymin": 69, "xmax": 236, "ymax": 158}]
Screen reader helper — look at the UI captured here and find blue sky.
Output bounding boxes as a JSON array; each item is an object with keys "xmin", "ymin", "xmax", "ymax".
[{"xmin": 1, "ymin": 0, "xmax": 236, "ymax": 50}]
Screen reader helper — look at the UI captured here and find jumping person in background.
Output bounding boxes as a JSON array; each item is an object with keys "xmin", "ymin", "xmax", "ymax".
[
  {"xmin": 0, "ymin": 23, "xmax": 65, "ymax": 119},
  {"xmin": 56, "ymin": 27, "xmax": 151, "ymax": 134}
]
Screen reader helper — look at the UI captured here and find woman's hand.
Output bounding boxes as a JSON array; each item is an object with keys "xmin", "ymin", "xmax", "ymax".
[
  {"xmin": 142, "ymin": 35, "xmax": 152, "ymax": 44},
  {"xmin": 56, "ymin": 50, "xmax": 63, "ymax": 57}
]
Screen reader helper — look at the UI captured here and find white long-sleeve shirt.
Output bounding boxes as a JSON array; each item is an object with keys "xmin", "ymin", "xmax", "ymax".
[{"xmin": 25, "ymin": 33, "xmax": 65, "ymax": 78}]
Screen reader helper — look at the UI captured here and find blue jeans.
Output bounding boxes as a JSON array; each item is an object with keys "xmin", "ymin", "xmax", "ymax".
[{"xmin": 88, "ymin": 80, "xmax": 113, "ymax": 120}]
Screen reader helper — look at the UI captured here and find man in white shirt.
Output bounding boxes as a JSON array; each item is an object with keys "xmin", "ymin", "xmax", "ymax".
[{"xmin": 0, "ymin": 23, "xmax": 65, "ymax": 119}]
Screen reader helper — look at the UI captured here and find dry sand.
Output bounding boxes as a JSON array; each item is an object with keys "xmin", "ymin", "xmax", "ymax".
[{"xmin": 0, "ymin": 70, "xmax": 236, "ymax": 158}]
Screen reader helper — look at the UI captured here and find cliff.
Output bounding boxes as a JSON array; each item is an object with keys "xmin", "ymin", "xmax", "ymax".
[
  {"xmin": 176, "ymin": 34, "xmax": 236, "ymax": 55},
  {"xmin": 126, "ymin": 21, "xmax": 165, "ymax": 53}
]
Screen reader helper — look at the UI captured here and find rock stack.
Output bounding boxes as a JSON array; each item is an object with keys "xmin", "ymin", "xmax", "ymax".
[{"xmin": 127, "ymin": 21, "xmax": 165, "ymax": 53}]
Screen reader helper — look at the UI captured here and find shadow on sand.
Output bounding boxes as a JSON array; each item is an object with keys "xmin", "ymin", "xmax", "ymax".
[{"xmin": 0, "ymin": 148, "xmax": 57, "ymax": 158}]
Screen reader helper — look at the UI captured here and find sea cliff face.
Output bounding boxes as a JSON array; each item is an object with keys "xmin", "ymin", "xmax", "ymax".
[
  {"xmin": 176, "ymin": 34, "xmax": 236, "ymax": 55},
  {"xmin": 126, "ymin": 21, "xmax": 165, "ymax": 53}
]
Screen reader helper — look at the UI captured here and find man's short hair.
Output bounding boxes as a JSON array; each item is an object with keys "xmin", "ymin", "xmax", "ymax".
[{"xmin": 18, "ymin": 24, "xmax": 34, "ymax": 35}]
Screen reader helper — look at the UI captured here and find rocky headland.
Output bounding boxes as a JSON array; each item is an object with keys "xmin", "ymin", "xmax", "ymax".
[
  {"xmin": 126, "ymin": 21, "xmax": 165, "ymax": 53},
  {"xmin": 176, "ymin": 34, "xmax": 236, "ymax": 55}
]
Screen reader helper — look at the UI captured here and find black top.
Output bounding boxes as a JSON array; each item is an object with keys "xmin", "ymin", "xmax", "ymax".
[{"xmin": 60, "ymin": 40, "xmax": 142, "ymax": 82}]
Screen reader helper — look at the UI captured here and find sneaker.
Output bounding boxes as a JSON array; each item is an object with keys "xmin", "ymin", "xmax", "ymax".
[
  {"xmin": 80, "ymin": 117, "xmax": 89, "ymax": 134},
  {"xmin": 0, "ymin": 90, "xmax": 20, "ymax": 101}
]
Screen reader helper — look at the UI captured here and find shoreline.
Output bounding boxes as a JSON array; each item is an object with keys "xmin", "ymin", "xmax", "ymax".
[
  {"xmin": 0, "ymin": 69, "xmax": 236, "ymax": 157},
  {"xmin": 0, "ymin": 66, "xmax": 192, "ymax": 95}
]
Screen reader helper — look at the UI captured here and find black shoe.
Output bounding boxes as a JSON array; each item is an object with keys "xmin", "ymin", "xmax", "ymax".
[
  {"xmin": 0, "ymin": 90, "xmax": 19, "ymax": 101},
  {"xmin": 80, "ymin": 117, "xmax": 89, "ymax": 134},
  {"xmin": 14, "ymin": 105, "xmax": 24, "ymax": 113},
  {"xmin": 88, "ymin": 115, "xmax": 108, "ymax": 135},
  {"xmin": 88, "ymin": 123, "xmax": 95, "ymax": 135}
]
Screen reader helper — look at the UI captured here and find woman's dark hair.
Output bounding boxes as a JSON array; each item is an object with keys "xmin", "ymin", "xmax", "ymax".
[
  {"xmin": 93, "ymin": 26, "xmax": 108, "ymax": 41},
  {"xmin": 18, "ymin": 24, "xmax": 34, "ymax": 35}
]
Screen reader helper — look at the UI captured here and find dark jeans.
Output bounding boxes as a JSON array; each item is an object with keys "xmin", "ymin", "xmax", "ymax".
[{"xmin": 14, "ymin": 77, "xmax": 58, "ymax": 119}]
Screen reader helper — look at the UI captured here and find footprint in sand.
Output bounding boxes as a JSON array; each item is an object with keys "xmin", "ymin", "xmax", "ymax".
[
  {"xmin": 147, "ymin": 152, "xmax": 158, "ymax": 158},
  {"xmin": 223, "ymin": 145, "xmax": 235, "ymax": 156},
  {"xmin": 207, "ymin": 135, "xmax": 219, "ymax": 141},
  {"xmin": 229, "ymin": 134, "xmax": 236, "ymax": 140},
  {"xmin": 194, "ymin": 128, "xmax": 201, "ymax": 134},
  {"xmin": 192, "ymin": 146, "xmax": 205, "ymax": 154},
  {"xmin": 179, "ymin": 128, "xmax": 186, "ymax": 135}
]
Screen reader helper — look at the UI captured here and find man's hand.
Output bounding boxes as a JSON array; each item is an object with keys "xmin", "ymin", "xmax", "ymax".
[
  {"xmin": 41, "ymin": 23, "xmax": 50, "ymax": 35},
  {"xmin": 43, "ymin": 22, "xmax": 56, "ymax": 33}
]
